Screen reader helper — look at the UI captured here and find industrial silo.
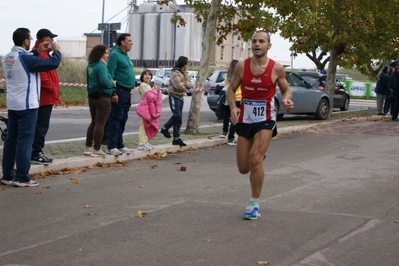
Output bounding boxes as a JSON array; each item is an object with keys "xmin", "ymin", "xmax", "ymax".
[
  {"xmin": 128, "ymin": 13, "xmax": 144, "ymax": 64},
  {"xmin": 142, "ymin": 13, "xmax": 160, "ymax": 67},
  {"xmin": 139, "ymin": 1, "xmax": 157, "ymax": 13},
  {"xmin": 174, "ymin": 13, "xmax": 193, "ymax": 61},
  {"xmin": 191, "ymin": 15, "xmax": 203, "ymax": 63},
  {"xmin": 159, "ymin": 13, "xmax": 175, "ymax": 67}
]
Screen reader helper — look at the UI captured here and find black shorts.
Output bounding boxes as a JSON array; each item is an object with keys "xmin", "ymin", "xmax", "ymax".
[{"xmin": 235, "ymin": 120, "xmax": 277, "ymax": 139}]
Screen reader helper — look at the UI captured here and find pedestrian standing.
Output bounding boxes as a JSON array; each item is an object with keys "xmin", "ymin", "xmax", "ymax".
[
  {"xmin": 375, "ymin": 66, "xmax": 389, "ymax": 115},
  {"xmin": 1, "ymin": 28, "xmax": 61, "ymax": 187},
  {"xmin": 84, "ymin": 44, "xmax": 117, "ymax": 157},
  {"xmin": 106, "ymin": 33, "xmax": 135, "ymax": 156},
  {"xmin": 31, "ymin": 28, "xmax": 61, "ymax": 165},
  {"xmin": 136, "ymin": 69, "xmax": 162, "ymax": 151},
  {"xmin": 159, "ymin": 56, "xmax": 193, "ymax": 146},
  {"xmin": 227, "ymin": 30, "xmax": 294, "ymax": 219}
]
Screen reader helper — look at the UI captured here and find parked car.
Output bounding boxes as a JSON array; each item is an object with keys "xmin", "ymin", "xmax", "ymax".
[
  {"xmin": 297, "ymin": 71, "xmax": 350, "ymax": 111},
  {"xmin": 207, "ymin": 71, "xmax": 333, "ymax": 120},
  {"xmin": 153, "ymin": 68, "xmax": 172, "ymax": 94},
  {"xmin": 204, "ymin": 69, "xmax": 227, "ymax": 95},
  {"xmin": 135, "ymin": 68, "xmax": 159, "ymax": 87},
  {"xmin": 336, "ymin": 74, "xmax": 354, "ymax": 82},
  {"xmin": 186, "ymin": 71, "xmax": 198, "ymax": 96}
]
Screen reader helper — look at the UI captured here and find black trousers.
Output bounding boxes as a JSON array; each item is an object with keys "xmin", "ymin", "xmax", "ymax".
[{"xmin": 32, "ymin": 105, "xmax": 53, "ymax": 157}]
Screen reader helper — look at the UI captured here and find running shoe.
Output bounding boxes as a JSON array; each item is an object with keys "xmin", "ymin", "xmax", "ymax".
[{"xmin": 243, "ymin": 201, "xmax": 260, "ymax": 220}]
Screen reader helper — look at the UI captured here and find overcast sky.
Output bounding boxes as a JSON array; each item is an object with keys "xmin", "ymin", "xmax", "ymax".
[{"xmin": 0, "ymin": 0, "xmax": 315, "ymax": 69}]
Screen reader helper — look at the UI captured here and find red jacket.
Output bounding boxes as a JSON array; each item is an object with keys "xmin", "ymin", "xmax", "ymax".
[{"xmin": 32, "ymin": 41, "xmax": 61, "ymax": 106}]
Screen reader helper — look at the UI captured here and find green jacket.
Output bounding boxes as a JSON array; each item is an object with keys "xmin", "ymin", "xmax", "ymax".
[
  {"xmin": 86, "ymin": 60, "xmax": 115, "ymax": 96},
  {"xmin": 107, "ymin": 47, "xmax": 135, "ymax": 89}
]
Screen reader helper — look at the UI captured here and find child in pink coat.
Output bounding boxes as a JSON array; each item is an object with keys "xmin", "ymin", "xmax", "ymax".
[{"xmin": 136, "ymin": 69, "xmax": 162, "ymax": 150}]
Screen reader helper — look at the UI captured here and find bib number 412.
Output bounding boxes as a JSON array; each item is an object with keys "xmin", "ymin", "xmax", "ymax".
[{"xmin": 253, "ymin": 106, "xmax": 265, "ymax": 117}]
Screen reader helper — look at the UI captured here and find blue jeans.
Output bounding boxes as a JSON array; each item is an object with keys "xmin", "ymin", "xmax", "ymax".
[
  {"xmin": 2, "ymin": 108, "xmax": 38, "ymax": 182},
  {"xmin": 164, "ymin": 95, "xmax": 183, "ymax": 138},
  {"xmin": 107, "ymin": 87, "xmax": 131, "ymax": 149}
]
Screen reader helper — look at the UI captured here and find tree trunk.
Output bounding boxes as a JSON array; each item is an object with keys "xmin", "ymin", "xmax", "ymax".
[
  {"xmin": 185, "ymin": 0, "xmax": 221, "ymax": 134},
  {"xmin": 325, "ymin": 47, "xmax": 338, "ymax": 115}
]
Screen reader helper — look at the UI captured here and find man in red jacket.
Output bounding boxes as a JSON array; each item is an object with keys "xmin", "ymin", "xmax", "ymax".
[{"xmin": 31, "ymin": 28, "xmax": 61, "ymax": 165}]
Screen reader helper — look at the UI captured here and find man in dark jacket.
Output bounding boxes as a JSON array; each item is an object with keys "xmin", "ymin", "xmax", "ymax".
[
  {"xmin": 31, "ymin": 28, "xmax": 61, "ymax": 165},
  {"xmin": 1, "ymin": 28, "xmax": 61, "ymax": 187},
  {"xmin": 389, "ymin": 66, "xmax": 399, "ymax": 120},
  {"xmin": 375, "ymin": 66, "xmax": 389, "ymax": 115}
]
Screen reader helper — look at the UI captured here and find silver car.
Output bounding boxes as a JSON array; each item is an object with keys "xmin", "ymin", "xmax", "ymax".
[
  {"xmin": 153, "ymin": 68, "xmax": 172, "ymax": 94},
  {"xmin": 207, "ymin": 71, "xmax": 333, "ymax": 120}
]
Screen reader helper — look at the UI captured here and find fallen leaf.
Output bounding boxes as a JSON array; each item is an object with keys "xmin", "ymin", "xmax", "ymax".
[
  {"xmin": 87, "ymin": 212, "xmax": 97, "ymax": 216},
  {"xmin": 51, "ymin": 149, "xmax": 60, "ymax": 155},
  {"xmin": 150, "ymin": 164, "xmax": 158, "ymax": 169},
  {"xmin": 395, "ymin": 220, "xmax": 399, "ymax": 224},
  {"xmin": 71, "ymin": 178, "xmax": 81, "ymax": 184},
  {"xmin": 129, "ymin": 179, "xmax": 133, "ymax": 182},
  {"xmin": 257, "ymin": 261, "xmax": 270, "ymax": 265},
  {"xmin": 136, "ymin": 210, "xmax": 147, "ymax": 218},
  {"xmin": 204, "ymin": 239, "xmax": 211, "ymax": 242},
  {"xmin": 42, "ymin": 186, "xmax": 51, "ymax": 189},
  {"xmin": 139, "ymin": 185, "xmax": 144, "ymax": 188},
  {"xmin": 179, "ymin": 166, "xmax": 187, "ymax": 171},
  {"xmin": 35, "ymin": 192, "xmax": 42, "ymax": 194},
  {"xmin": 85, "ymin": 204, "xmax": 93, "ymax": 209}
]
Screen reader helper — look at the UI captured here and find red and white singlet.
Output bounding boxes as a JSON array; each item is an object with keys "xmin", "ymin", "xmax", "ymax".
[{"xmin": 238, "ymin": 58, "xmax": 276, "ymax": 123}]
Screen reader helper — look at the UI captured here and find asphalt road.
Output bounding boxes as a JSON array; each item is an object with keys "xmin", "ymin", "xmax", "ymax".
[{"xmin": 0, "ymin": 118, "xmax": 398, "ymax": 265}]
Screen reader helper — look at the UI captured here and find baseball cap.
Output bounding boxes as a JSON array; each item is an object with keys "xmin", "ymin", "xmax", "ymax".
[{"xmin": 36, "ymin": 28, "xmax": 58, "ymax": 39}]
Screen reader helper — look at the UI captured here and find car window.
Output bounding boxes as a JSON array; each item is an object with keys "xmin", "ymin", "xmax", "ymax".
[
  {"xmin": 287, "ymin": 72, "xmax": 309, "ymax": 87},
  {"xmin": 217, "ymin": 72, "xmax": 227, "ymax": 82},
  {"xmin": 165, "ymin": 69, "xmax": 171, "ymax": 77}
]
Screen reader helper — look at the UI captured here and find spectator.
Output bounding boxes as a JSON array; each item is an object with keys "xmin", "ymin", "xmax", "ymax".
[
  {"xmin": 375, "ymin": 66, "xmax": 389, "ymax": 115},
  {"xmin": 84, "ymin": 44, "xmax": 117, "ymax": 157},
  {"xmin": 106, "ymin": 33, "xmax": 135, "ymax": 156},
  {"xmin": 159, "ymin": 56, "xmax": 193, "ymax": 146},
  {"xmin": 1, "ymin": 28, "xmax": 61, "ymax": 187},
  {"xmin": 136, "ymin": 69, "xmax": 162, "ymax": 150},
  {"xmin": 384, "ymin": 67, "xmax": 395, "ymax": 115},
  {"xmin": 227, "ymin": 30, "xmax": 294, "ymax": 219},
  {"xmin": 390, "ymin": 66, "xmax": 399, "ymax": 120},
  {"xmin": 30, "ymin": 28, "xmax": 61, "ymax": 165},
  {"xmin": 219, "ymin": 59, "xmax": 241, "ymax": 145}
]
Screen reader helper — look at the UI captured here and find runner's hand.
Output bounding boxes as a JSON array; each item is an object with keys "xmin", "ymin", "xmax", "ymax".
[
  {"xmin": 281, "ymin": 98, "xmax": 294, "ymax": 112},
  {"xmin": 230, "ymin": 107, "xmax": 240, "ymax": 125}
]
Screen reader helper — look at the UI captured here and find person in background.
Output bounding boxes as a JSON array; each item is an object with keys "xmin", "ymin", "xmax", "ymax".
[
  {"xmin": 136, "ymin": 69, "xmax": 162, "ymax": 150},
  {"xmin": 84, "ymin": 44, "xmax": 117, "ymax": 157},
  {"xmin": 1, "ymin": 28, "xmax": 61, "ymax": 187},
  {"xmin": 106, "ymin": 33, "xmax": 135, "ymax": 156},
  {"xmin": 159, "ymin": 56, "xmax": 193, "ymax": 147},
  {"xmin": 227, "ymin": 30, "xmax": 294, "ymax": 219},
  {"xmin": 219, "ymin": 59, "xmax": 241, "ymax": 145},
  {"xmin": 30, "ymin": 28, "xmax": 60, "ymax": 165},
  {"xmin": 375, "ymin": 66, "xmax": 389, "ymax": 115},
  {"xmin": 384, "ymin": 67, "xmax": 395, "ymax": 115},
  {"xmin": 390, "ymin": 66, "xmax": 399, "ymax": 120}
]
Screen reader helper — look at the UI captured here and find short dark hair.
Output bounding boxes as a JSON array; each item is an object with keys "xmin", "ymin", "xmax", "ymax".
[
  {"xmin": 117, "ymin": 33, "xmax": 131, "ymax": 46},
  {"xmin": 140, "ymin": 69, "xmax": 153, "ymax": 82},
  {"xmin": 88, "ymin": 45, "xmax": 108, "ymax": 62},
  {"xmin": 13, "ymin": 28, "xmax": 30, "ymax": 46},
  {"xmin": 177, "ymin": 56, "xmax": 188, "ymax": 68},
  {"xmin": 253, "ymin": 30, "xmax": 271, "ymax": 43}
]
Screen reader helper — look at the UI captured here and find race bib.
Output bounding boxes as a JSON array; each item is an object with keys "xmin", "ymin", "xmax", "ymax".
[{"xmin": 242, "ymin": 99, "xmax": 267, "ymax": 123}]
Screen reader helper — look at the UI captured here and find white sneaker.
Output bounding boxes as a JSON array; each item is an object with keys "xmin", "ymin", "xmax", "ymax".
[
  {"xmin": 119, "ymin": 147, "xmax": 133, "ymax": 154},
  {"xmin": 13, "ymin": 180, "xmax": 39, "ymax": 187},
  {"xmin": 91, "ymin": 148, "xmax": 106, "ymax": 157},
  {"xmin": 146, "ymin": 142, "xmax": 154, "ymax": 149},
  {"xmin": 84, "ymin": 146, "xmax": 93, "ymax": 155},
  {"xmin": 138, "ymin": 144, "xmax": 151, "ymax": 151},
  {"xmin": 106, "ymin": 148, "xmax": 122, "ymax": 156}
]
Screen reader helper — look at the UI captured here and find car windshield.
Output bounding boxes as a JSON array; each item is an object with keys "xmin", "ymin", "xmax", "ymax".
[{"xmin": 165, "ymin": 70, "xmax": 172, "ymax": 77}]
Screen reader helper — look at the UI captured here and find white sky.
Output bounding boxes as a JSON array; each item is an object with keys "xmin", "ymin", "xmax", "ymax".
[{"xmin": 0, "ymin": 0, "xmax": 315, "ymax": 69}]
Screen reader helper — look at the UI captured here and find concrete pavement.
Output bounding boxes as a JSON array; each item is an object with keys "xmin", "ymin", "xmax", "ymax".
[{"xmin": 1, "ymin": 115, "xmax": 398, "ymax": 265}]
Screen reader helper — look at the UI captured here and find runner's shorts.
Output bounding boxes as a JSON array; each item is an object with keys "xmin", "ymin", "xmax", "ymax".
[{"xmin": 235, "ymin": 120, "xmax": 277, "ymax": 139}]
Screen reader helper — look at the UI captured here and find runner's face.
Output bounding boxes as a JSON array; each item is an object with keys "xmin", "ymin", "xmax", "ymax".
[{"xmin": 251, "ymin": 32, "xmax": 271, "ymax": 58}]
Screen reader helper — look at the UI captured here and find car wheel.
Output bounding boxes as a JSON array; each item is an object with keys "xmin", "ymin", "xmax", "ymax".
[
  {"xmin": 314, "ymin": 98, "xmax": 330, "ymax": 120},
  {"xmin": 340, "ymin": 97, "xmax": 350, "ymax": 111}
]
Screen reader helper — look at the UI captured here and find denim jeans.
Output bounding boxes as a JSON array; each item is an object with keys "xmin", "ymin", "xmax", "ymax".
[
  {"xmin": 164, "ymin": 95, "xmax": 183, "ymax": 138},
  {"xmin": 32, "ymin": 105, "xmax": 53, "ymax": 157},
  {"xmin": 107, "ymin": 87, "xmax": 131, "ymax": 149},
  {"xmin": 2, "ymin": 108, "xmax": 38, "ymax": 182}
]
